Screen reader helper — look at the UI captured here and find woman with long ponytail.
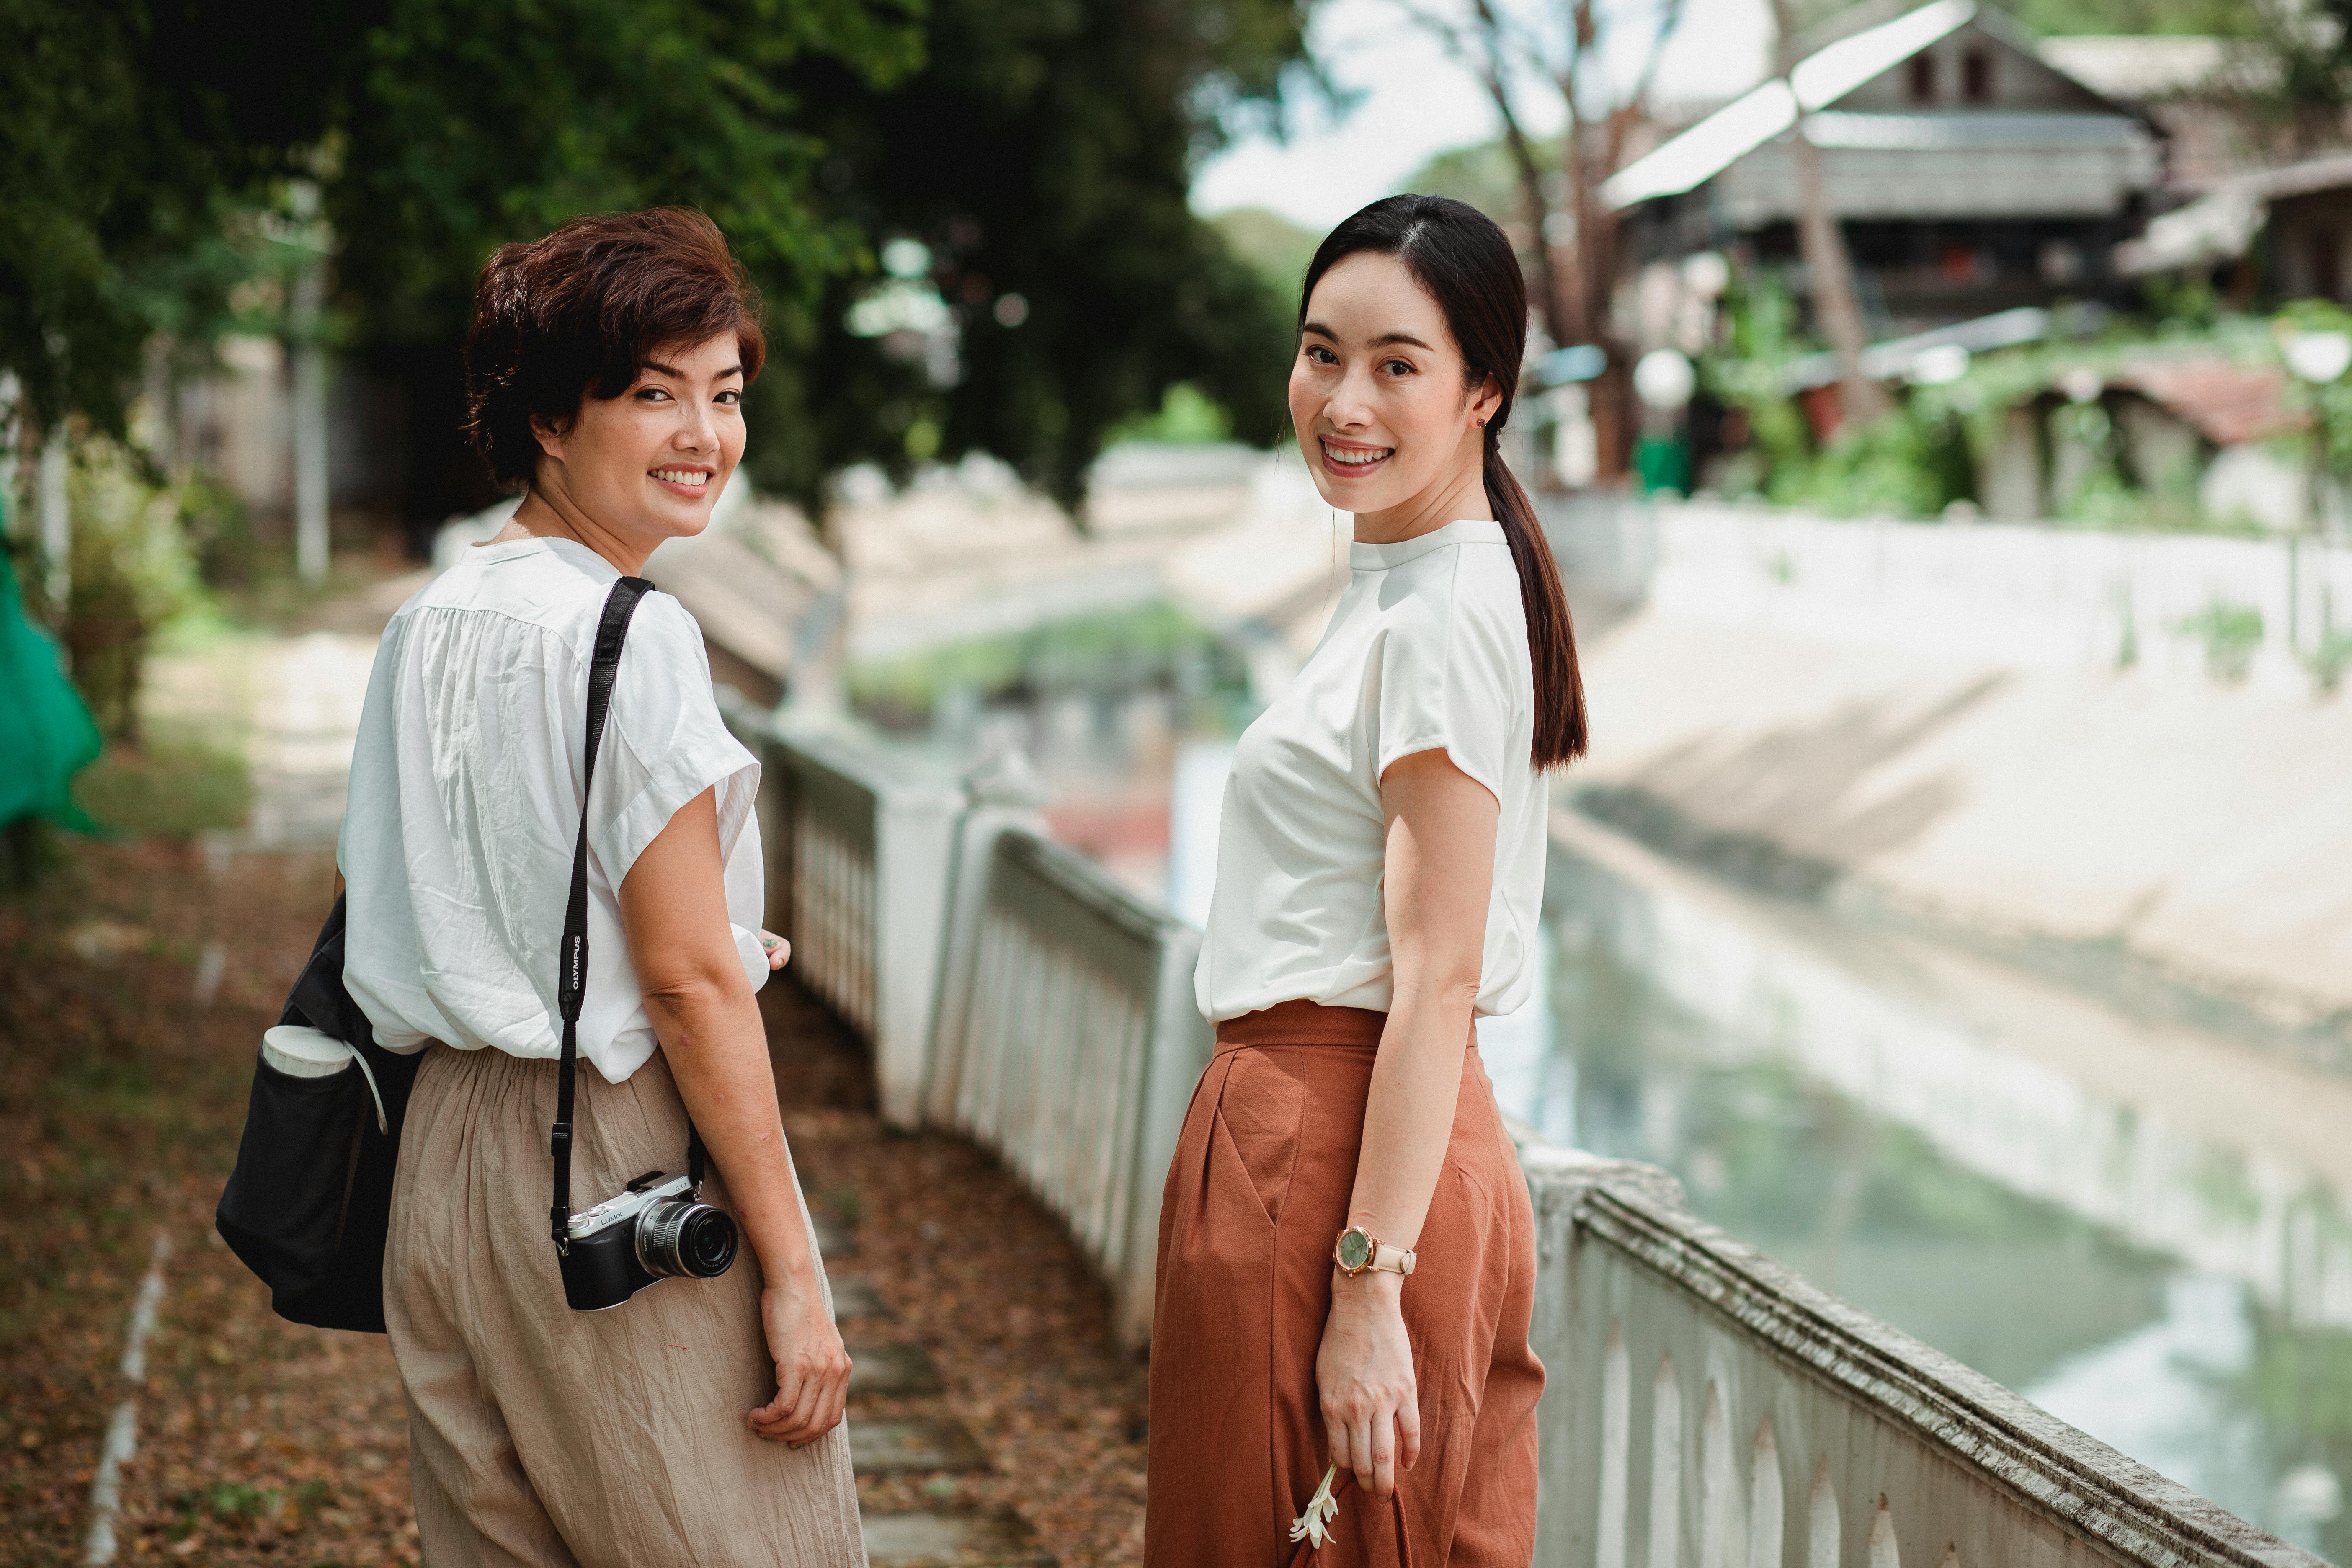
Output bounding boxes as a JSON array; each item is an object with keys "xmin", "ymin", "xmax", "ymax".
[{"xmin": 1147, "ymin": 195, "xmax": 1581, "ymax": 1565}]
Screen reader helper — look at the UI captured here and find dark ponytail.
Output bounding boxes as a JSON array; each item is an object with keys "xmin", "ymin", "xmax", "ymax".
[{"xmin": 1299, "ymin": 195, "xmax": 1587, "ymax": 768}]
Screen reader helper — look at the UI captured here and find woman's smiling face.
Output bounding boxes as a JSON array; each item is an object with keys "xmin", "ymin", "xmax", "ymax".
[
  {"xmin": 1288, "ymin": 252, "xmax": 1496, "ymax": 523},
  {"xmin": 531, "ymin": 330, "xmax": 747, "ymax": 544}
]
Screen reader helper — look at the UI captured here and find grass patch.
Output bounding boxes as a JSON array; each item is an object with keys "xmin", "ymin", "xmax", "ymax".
[{"xmin": 73, "ymin": 738, "xmax": 252, "ymax": 838}]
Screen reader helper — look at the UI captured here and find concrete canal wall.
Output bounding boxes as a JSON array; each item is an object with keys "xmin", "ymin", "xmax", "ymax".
[
  {"xmin": 1546, "ymin": 498, "xmax": 2352, "ymax": 1027},
  {"xmin": 729, "ymin": 705, "xmax": 2329, "ymax": 1568}
]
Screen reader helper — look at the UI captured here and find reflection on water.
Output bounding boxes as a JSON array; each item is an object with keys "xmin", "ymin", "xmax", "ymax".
[
  {"xmin": 866, "ymin": 631, "xmax": 2352, "ymax": 1560},
  {"xmin": 1494, "ymin": 832, "xmax": 2352, "ymax": 1560}
]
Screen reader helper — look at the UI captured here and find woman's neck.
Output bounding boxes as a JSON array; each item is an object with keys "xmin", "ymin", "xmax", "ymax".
[
  {"xmin": 1349, "ymin": 449, "xmax": 1493, "ymax": 547},
  {"xmin": 499, "ymin": 482, "xmax": 653, "ymax": 577}
]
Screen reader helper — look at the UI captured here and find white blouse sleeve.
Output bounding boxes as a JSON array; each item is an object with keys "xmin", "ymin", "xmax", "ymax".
[
  {"xmin": 587, "ymin": 591, "xmax": 761, "ymax": 886},
  {"xmin": 1370, "ymin": 580, "xmax": 1521, "ymax": 805}
]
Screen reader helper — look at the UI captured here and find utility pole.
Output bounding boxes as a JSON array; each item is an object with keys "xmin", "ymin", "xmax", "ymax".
[
  {"xmin": 39, "ymin": 422, "xmax": 69, "ymax": 618},
  {"xmin": 288, "ymin": 181, "xmax": 332, "ymax": 587},
  {"xmin": 0, "ymin": 372, "xmax": 18, "ymax": 543},
  {"xmin": 1769, "ymin": 0, "xmax": 1890, "ymax": 428}
]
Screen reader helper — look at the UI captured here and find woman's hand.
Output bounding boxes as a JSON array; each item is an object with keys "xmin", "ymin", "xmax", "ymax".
[
  {"xmin": 1316, "ymin": 1269, "xmax": 1421, "ymax": 1499},
  {"xmin": 758, "ymin": 929, "xmax": 791, "ymax": 971},
  {"xmin": 748, "ymin": 1274, "xmax": 851, "ymax": 1447}
]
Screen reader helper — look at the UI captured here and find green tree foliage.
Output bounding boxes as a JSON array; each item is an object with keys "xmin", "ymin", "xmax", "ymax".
[
  {"xmin": 329, "ymin": 0, "xmax": 926, "ymax": 347},
  {"xmin": 2227, "ymin": 0, "xmax": 2352, "ymax": 148},
  {"xmin": 0, "ymin": 0, "xmax": 311, "ymax": 427},
  {"xmin": 758, "ymin": 0, "xmax": 1308, "ymax": 510},
  {"xmin": 1211, "ymin": 207, "xmax": 1325, "ymax": 310},
  {"xmin": 3, "ymin": 0, "xmax": 1308, "ymax": 526},
  {"xmin": 58, "ymin": 436, "xmax": 206, "ymax": 741},
  {"xmin": 1783, "ymin": 0, "xmax": 2252, "ymax": 40},
  {"xmin": 304, "ymin": 0, "xmax": 933, "ymax": 528}
]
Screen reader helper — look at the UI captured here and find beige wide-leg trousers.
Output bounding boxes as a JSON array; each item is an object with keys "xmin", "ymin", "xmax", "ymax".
[{"xmin": 384, "ymin": 1043, "xmax": 865, "ymax": 1567}]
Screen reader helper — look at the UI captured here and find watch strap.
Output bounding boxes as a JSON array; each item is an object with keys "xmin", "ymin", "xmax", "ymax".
[{"xmin": 1333, "ymin": 1225, "xmax": 1417, "ymax": 1277}]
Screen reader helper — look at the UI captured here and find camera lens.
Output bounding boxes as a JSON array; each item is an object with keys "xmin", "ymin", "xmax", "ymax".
[{"xmin": 635, "ymin": 1197, "xmax": 738, "ymax": 1279}]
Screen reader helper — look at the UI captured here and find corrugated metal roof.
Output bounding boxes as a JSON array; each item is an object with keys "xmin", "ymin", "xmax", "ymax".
[
  {"xmin": 1785, "ymin": 304, "xmax": 2053, "ymax": 389},
  {"xmin": 1803, "ymin": 110, "xmax": 2150, "ymax": 149},
  {"xmin": 1604, "ymin": 81, "xmax": 1800, "ymax": 211},
  {"xmin": 1605, "ymin": 0, "xmax": 1980, "ymax": 208},
  {"xmin": 2117, "ymin": 148, "xmax": 2352, "ymax": 273},
  {"xmin": 1789, "ymin": 0, "xmax": 1980, "ymax": 106},
  {"xmin": 2034, "ymin": 35, "xmax": 2229, "ymax": 99},
  {"xmin": 2113, "ymin": 358, "xmax": 2300, "ymax": 445}
]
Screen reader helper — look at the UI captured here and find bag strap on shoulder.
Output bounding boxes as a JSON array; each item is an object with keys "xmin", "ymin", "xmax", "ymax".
[{"xmin": 547, "ymin": 575, "xmax": 707, "ymax": 1249}]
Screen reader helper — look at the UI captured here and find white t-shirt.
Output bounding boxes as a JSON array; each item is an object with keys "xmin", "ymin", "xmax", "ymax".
[
  {"xmin": 339, "ymin": 535, "xmax": 769, "ymax": 1083},
  {"xmin": 1194, "ymin": 518, "xmax": 1545, "ymax": 1022}
]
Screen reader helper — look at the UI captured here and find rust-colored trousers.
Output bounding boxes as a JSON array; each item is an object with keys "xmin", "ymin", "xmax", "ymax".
[{"xmin": 1145, "ymin": 1002, "xmax": 1542, "ymax": 1567}]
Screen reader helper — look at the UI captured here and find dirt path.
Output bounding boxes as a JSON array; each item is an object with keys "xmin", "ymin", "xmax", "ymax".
[
  {"xmin": 0, "ymin": 842, "xmax": 414, "ymax": 1565},
  {"xmin": 0, "ymin": 837, "xmax": 1150, "ymax": 1565}
]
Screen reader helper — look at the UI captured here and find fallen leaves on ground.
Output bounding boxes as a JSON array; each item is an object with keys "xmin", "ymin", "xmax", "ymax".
[{"xmin": 3, "ymin": 838, "xmax": 1149, "ymax": 1567}]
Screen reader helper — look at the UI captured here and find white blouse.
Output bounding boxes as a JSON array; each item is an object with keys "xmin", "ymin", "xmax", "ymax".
[
  {"xmin": 339, "ymin": 535, "xmax": 769, "ymax": 1083},
  {"xmin": 1194, "ymin": 518, "xmax": 1547, "ymax": 1023}
]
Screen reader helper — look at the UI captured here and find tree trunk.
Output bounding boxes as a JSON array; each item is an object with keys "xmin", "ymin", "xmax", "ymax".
[
  {"xmin": 1789, "ymin": 129, "xmax": 1888, "ymax": 427},
  {"xmin": 1562, "ymin": 135, "xmax": 1635, "ymax": 480},
  {"xmin": 1771, "ymin": 0, "xmax": 1889, "ymax": 428}
]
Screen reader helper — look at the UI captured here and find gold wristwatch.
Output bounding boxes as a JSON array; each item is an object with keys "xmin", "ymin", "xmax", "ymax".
[{"xmin": 1332, "ymin": 1225, "xmax": 1416, "ymax": 1277}]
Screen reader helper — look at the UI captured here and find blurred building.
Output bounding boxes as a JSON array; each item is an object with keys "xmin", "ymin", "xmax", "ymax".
[
  {"xmin": 1607, "ymin": 0, "xmax": 2166, "ymax": 338},
  {"xmin": 2120, "ymin": 151, "xmax": 2352, "ymax": 303},
  {"xmin": 167, "ymin": 338, "xmax": 406, "ymax": 535}
]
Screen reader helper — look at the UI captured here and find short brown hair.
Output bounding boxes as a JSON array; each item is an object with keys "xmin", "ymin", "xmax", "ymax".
[{"xmin": 464, "ymin": 207, "xmax": 766, "ymax": 489}]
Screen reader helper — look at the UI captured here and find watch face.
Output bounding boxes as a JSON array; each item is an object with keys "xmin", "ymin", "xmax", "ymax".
[{"xmin": 1337, "ymin": 1229, "xmax": 1373, "ymax": 1271}]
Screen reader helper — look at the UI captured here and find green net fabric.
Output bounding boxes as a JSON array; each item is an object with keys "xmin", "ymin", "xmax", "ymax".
[{"xmin": 0, "ymin": 544, "xmax": 100, "ymax": 832}]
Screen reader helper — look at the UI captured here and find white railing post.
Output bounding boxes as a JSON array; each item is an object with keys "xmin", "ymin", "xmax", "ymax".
[
  {"xmin": 1113, "ymin": 920, "xmax": 1212, "ymax": 1350},
  {"xmin": 1519, "ymin": 1142, "xmax": 1688, "ymax": 1568},
  {"xmin": 721, "ymin": 694, "xmax": 961, "ymax": 1128},
  {"xmin": 923, "ymin": 749, "xmax": 1054, "ymax": 1128},
  {"xmin": 1519, "ymin": 1136, "xmax": 2331, "ymax": 1568},
  {"xmin": 868, "ymin": 779, "xmax": 960, "ymax": 1128}
]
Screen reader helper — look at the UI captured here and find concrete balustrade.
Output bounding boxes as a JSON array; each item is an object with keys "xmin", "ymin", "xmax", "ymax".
[
  {"xmin": 1525, "ymin": 1145, "xmax": 2327, "ymax": 1568},
  {"xmin": 1546, "ymin": 493, "xmax": 2352, "ymax": 694},
  {"xmin": 720, "ymin": 697, "xmax": 2324, "ymax": 1566},
  {"xmin": 720, "ymin": 697, "xmax": 1208, "ymax": 1346},
  {"xmin": 927, "ymin": 825, "xmax": 1210, "ymax": 1349},
  {"xmin": 723, "ymin": 704, "xmax": 960, "ymax": 1128}
]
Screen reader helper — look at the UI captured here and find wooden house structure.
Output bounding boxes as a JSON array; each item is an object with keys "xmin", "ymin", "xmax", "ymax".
[{"xmin": 1607, "ymin": 0, "xmax": 2166, "ymax": 337}]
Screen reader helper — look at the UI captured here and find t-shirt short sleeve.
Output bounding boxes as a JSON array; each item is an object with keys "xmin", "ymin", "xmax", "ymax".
[
  {"xmin": 1371, "ymin": 579, "xmax": 1519, "ymax": 805},
  {"xmin": 588, "ymin": 591, "xmax": 761, "ymax": 886}
]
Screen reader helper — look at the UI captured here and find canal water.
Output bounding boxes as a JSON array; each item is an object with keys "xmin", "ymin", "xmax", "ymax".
[
  {"xmin": 1476, "ymin": 819, "xmax": 2352, "ymax": 1563},
  {"xmin": 867, "ymin": 634, "xmax": 2352, "ymax": 1562}
]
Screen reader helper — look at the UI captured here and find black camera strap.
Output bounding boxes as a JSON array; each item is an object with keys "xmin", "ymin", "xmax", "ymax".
[{"xmin": 548, "ymin": 574, "xmax": 710, "ymax": 1251}]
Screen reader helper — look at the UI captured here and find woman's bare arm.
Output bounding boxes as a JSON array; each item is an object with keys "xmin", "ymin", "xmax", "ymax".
[
  {"xmin": 1318, "ymin": 747, "xmax": 1498, "ymax": 1501},
  {"xmin": 617, "ymin": 787, "xmax": 848, "ymax": 1447}
]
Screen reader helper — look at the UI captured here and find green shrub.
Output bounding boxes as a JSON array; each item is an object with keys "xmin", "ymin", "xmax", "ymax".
[
  {"xmin": 2306, "ymin": 627, "xmax": 2352, "ymax": 695},
  {"xmin": 57, "ymin": 435, "xmax": 204, "ymax": 741},
  {"xmin": 1107, "ymin": 382, "xmax": 1234, "ymax": 446},
  {"xmin": 1767, "ymin": 405, "xmax": 1976, "ymax": 518},
  {"xmin": 2174, "ymin": 600, "xmax": 2266, "ymax": 682},
  {"xmin": 175, "ymin": 467, "xmax": 262, "ymax": 588}
]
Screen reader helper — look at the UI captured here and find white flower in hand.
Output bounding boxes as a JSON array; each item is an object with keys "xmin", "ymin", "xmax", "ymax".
[{"xmin": 1289, "ymin": 1463, "xmax": 1342, "ymax": 1550}]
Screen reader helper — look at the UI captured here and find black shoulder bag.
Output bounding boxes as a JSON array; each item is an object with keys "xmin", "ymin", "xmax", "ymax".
[{"xmin": 216, "ymin": 576, "xmax": 655, "ymax": 1333}]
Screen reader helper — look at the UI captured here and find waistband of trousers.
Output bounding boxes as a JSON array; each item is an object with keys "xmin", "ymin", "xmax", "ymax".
[{"xmin": 1213, "ymin": 999, "xmax": 1387, "ymax": 1053}]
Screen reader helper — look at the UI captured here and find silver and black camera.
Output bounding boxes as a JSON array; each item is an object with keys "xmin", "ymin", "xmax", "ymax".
[{"xmin": 558, "ymin": 1168, "xmax": 738, "ymax": 1312}]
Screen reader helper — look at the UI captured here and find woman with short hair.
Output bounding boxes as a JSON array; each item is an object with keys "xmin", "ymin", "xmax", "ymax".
[
  {"xmin": 341, "ymin": 207, "xmax": 864, "ymax": 1564},
  {"xmin": 1147, "ymin": 195, "xmax": 1585, "ymax": 1565}
]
